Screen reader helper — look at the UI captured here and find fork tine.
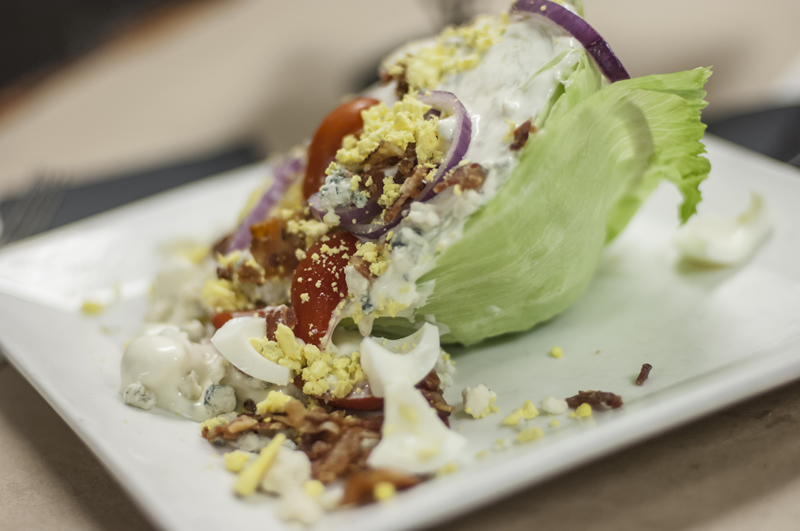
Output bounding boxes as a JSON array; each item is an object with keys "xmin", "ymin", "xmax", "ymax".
[
  {"xmin": 27, "ymin": 185, "xmax": 65, "ymax": 237},
  {"xmin": 0, "ymin": 177, "xmax": 66, "ymax": 244},
  {"xmin": 8, "ymin": 182, "xmax": 50, "ymax": 241}
]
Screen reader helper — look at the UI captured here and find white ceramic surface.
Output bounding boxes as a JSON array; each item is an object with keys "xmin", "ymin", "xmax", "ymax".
[{"xmin": 0, "ymin": 136, "xmax": 799, "ymax": 531}]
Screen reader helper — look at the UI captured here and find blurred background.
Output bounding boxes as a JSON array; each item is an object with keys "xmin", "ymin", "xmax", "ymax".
[{"xmin": 0, "ymin": 0, "xmax": 798, "ymax": 238}]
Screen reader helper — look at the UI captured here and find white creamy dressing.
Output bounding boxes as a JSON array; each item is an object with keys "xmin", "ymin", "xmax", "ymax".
[
  {"xmin": 353, "ymin": 17, "xmax": 583, "ymax": 331},
  {"xmin": 121, "ymin": 324, "xmax": 286, "ymax": 421}
]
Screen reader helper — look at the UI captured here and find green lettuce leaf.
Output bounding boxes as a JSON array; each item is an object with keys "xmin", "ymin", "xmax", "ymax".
[{"xmin": 410, "ymin": 60, "xmax": 711, "ymax": 345}]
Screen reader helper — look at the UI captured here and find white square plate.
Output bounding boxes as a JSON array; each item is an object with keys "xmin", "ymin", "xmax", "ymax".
[{"xmin": 1, "ymin": 135, "xmax": 799, "ymax": 531}]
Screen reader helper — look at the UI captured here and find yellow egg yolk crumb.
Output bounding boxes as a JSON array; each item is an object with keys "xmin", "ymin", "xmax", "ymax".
[
  {"xmin": 335, "ymin": 94, "xmax": 443, "ymax": 169},
  {"xmin": 517, "ymin": 427, "xmax": 545, "ymax": 443},
  {"xmin": 81, "ymin": 300, "xmax": 105, "ymax": 315},
  {"xmin": 374, "ymin": 481, "xmax": 396, "ymax": 501},
  {"xmin": 224, "ymin": 450, "xmax": 251, "ymax": 472},
  {"xmin": 250, "ymin": 324, "xmax": 367, "ymax": 400},
  {"xmin": 354, "ymin": 241, "xmax": 390, "ymax": 277},
  {"xmin": 437, "ymin": 462, "xmax": 459, "ymax": 476},
  {"xmin": 576, "ymin": 403, "xmax": 593, "ymax": 418},
  {"xmin": 202, "ymin": 279, "xmax": 250, "ymax": 312},
  {"xmin": 304, "ymin": 480, "xmax": 325, "ymax": 498},
  {"xmin": 550, "ymin": 346, "xmax": 563, "ymax": 358},
  {"xmin": 255, "ymin": 391, "xmax": 293, "ymax": 415},
  {"xmin": 394, "ymin": 16, "xmax": 506, "ymax": 90},
  {"xmin": 502, "ymin": 400, "xmax": 539, "ymax": 425},
  {"xmin": 200, "ymin": 416, "xmax": 229, "ymax": 431}
]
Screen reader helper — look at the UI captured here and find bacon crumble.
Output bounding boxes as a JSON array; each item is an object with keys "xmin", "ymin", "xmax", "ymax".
[
  {"xmin": 341, "ymin": 468, "xmax": 422, "ymax": 506},
  {"xmin": 510, "ymin": 119, "xmax": 536, "ymax": 151},
  {"xmin": 565, "ymin": 390, "xmax": 624, "ymax": 410},
  {"xmin": 635, "ymin": 363, "xmax": 653, "ymax": 386},
  {"xmin": 433, "ymin": 163, "xmax": 487, "ymax": 194}
]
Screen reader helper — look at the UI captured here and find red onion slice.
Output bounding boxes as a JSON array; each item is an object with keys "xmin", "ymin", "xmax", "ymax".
[
  {"xmin": 416, "ymin": 91, "xmax": 472, "ymax": 203},
  {"xmin": 346, "ymin": 211, "xmax": 405, "ymax": 240},
  {"xmin": 511, "ymin": 0, "xmax": 629, "ymax": 83},
  {"xmin": 226, "ymin": 156, "xmax": 304, "ymax": 253},
  {"xmin": 308, "ymin": 192, "xmax": 382, "ymax": 226}
]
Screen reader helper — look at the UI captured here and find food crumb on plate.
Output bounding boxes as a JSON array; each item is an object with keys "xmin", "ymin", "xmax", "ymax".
[
  {"xmin": 575, "ymin": 403, "xmax": 593, "ymax": 418},
  {"xmin": 541, "ymin": 396, "xmax": 568, "ymax": 415},
  {"xmin": 502, "ymin": 400, "xmax": 539, "ymax": 425},
  {"xmin": 461, "ymin": 384, "xmax": 499, "ymax": 418},
  {"xmin": 373, "ymin": 481, "xmax": 396, "ymax": 501},
  {"xmin": 517, "ymin": 426, "xmax": 544, "ymax": 443}
]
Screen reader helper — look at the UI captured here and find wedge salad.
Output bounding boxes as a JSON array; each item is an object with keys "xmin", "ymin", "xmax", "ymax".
[{"xmin": 120, "ymin": 0, "xmax": 710, "ymax": 523}]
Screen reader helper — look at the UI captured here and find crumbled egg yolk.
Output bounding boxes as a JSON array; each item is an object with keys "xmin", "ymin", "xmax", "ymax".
[
  {"xmin": 517, "ymin": 427, "xmax": 545, "ymax": 444},
  {"xmin": 200, "ymin": 416, "xmax": 229, "ymax": 431},
  {"xmin": 224, "ymin": 450, "xmax": 251, "ymax": 472},
  {"xmin": 550, "ymin": 346, "xmax": 563, "ymax": 358},
  {"xmin": 286, "ymin": 218, "xmax": 329, "ymax": 248},
  {"xmin": 255, "ymin": 391, "xmax": 293, "ymax": 415},
  {"xmin": 437, "ymin": 462, "xmax": 459, "ymax": 476},
  {"xmin": 550, "ymin": 419, "xmax": 560, "ymax": 428},
  {"xmin": 81, "ymin": 300, "xmax": 105, "ymax": 315},
  {"xmin": 373, "ymin": 293, "xmax": 410, "ymax": 319},
  {"xmin": 391, "ymin": 16, "xmax": 505, "ymax": 90},
  {"xmin": 475, "ymin": 450, "xmax": 488, "ymax": 459},
  {"xmin": 250, "ymin": 324, "xmax": 366, "ymax": 399},
  {"xmin": 217, "ymin": 250, "xmax": 242, "ymax": 268},
  {"xmin": 354, "ymin": 241, "xmax": 390, "ymax": 277},
  {"xmin": 373, "ymin": 481, "xmax": 396, "ymax": 501},
  {"xmin": 234, "ymin": 433, "xmax": 286, "ymax": 497},
  {"xmin": 202, "ymin": 279, "xmax": 250, "ymax": 312},
  {"xmin": 304, "ymin": 480, "xmax": 325, "ymax": 498},
  {"xmin": 502, "ymin": 400, "xmax": 539, "ymax": 426},
  {"xmin": 334, "ymin": 94, "xmax": 443, "ymax": 168},
  {"xmin": 576, "ymin": 403, "xmax": 593, "ymax": 418}
]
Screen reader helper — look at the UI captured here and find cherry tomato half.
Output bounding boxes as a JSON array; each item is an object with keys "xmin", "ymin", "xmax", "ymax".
[
  {"xmin": 211, "ymin": 310, "xmax": 263, "ymax": 330},
  {"xmin": 302, "ymin": 97, "xmax": 380, "ymax": 199},
  {"xmin": 290, "ymin": 231, "xmax": 358, "ymax": 347}
]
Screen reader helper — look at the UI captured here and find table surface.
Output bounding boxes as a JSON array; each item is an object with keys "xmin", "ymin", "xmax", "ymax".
[{"xmin": 1, "ymin": 1, "xmax": 800, "ymax": 529}]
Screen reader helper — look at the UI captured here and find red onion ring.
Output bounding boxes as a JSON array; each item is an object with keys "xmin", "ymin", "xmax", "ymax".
[
  {"xmin": 511, "ymin": 0, "xmax": 629, "ymax": 83},
  {"xmin": 226, "ymin": 156, "xmax": 304, "ymax": 252},
  {"xmin": 416, "ymin": 91, "xmax": 472, "ymax": 202}
]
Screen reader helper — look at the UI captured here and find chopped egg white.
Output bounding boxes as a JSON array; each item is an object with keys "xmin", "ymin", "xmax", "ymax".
[
  {"xmin": 210, "ymin": 316, "xmax": 291, "ymax": 385},
  {"xmin": 360, "ymin": 323, "xmax": 441, "ymax": 398},
  {"xmin": 541, "ymin": 396, "xmax": 568, "ymax": 415},
  {"xmin": 367, "ymin": 381, "xmax": 467, "ymax": 474},
  {"xmin": 461, "ymin": 384, "xmax": 499, "ymax": 419},
  {"xmin": 674, "ymin": 193, "xmax": 771, "ymax": 267}
]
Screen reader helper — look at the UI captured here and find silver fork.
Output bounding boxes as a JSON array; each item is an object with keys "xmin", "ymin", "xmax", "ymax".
[{"xmin": 0, "ymin": 176, "xmax": 67, "ymax": 246}]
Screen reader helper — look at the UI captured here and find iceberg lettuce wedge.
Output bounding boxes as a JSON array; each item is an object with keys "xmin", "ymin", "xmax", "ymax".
[{"xmin": 411, "ymin": 58, "xmax": 711, "ymax": 345}]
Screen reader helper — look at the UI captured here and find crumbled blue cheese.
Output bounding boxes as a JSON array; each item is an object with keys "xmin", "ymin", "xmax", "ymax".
[
  {"xmin": 319, "ymin": 167, "xmax": 369, "ymax": 211},
  {"xmin": 122, "ymin": 382, "xmax": 156, "ymax": 410},
  {"xmin": 202, "ymin": 385, "xmax": 236, "ymax": 416}
]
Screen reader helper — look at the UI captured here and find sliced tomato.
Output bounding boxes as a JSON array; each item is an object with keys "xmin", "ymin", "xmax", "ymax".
[
  {"xmin": 291, "ymin": 231, "xmax": 358, "ymax": 347},
  {"xmin": 293, "ymin": 376, "xmax": 383, "ymax": 411},
  {"xmin": 302, "ymin": 97, "xmax": 381, "ymax": 199}
]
